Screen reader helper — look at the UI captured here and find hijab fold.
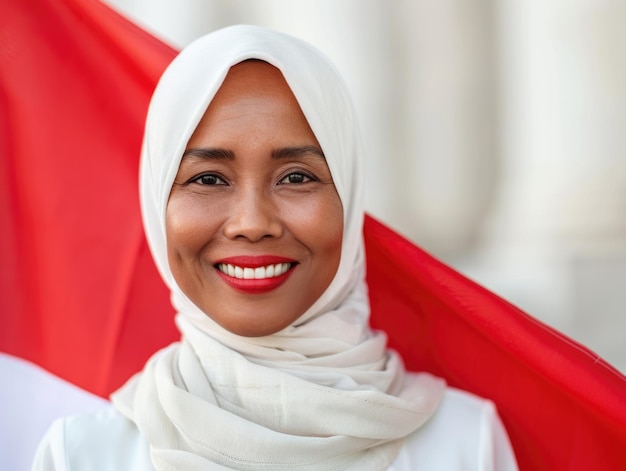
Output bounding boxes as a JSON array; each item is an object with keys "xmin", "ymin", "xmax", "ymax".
[{"xmin": 112, "ymin": 25, "xmax": 444, "ymax": 470}]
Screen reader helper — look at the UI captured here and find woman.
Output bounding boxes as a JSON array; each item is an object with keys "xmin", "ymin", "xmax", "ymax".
[{"xmin": 33, "ymin": 25, "xmax": 517, "ymax": 470}]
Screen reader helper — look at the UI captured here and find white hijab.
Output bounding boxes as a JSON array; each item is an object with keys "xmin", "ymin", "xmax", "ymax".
[{"xmin": 112, "ymin": 25, "xmax": 444, "ymax": 470}]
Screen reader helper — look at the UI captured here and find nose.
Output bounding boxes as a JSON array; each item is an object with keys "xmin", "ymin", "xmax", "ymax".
[{"xmin": 223, "ymin": 186, "xmax": 284, "ymax": 242}]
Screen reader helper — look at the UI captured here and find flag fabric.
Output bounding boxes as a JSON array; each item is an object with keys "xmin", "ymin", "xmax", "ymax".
[
  {"xmin": 365, "ymin": 216, "xmax": 626, "ymax": 470},
  {"xmin": 1, "ymin": 0, "xmax": 178, "ymax": 396},
  {"xmin": 1, "ymin": 0, "xmax": 625, "ymax": 469}
]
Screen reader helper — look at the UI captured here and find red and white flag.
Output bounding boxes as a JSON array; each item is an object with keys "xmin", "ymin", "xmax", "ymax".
[{"xmin": 1, "ymin": 0, "xmax": 625, "ymax": 469}]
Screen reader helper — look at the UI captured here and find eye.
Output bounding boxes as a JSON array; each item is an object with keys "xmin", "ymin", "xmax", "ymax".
[
  {"xmin": 279, "ymin": 172, "xmax": 314, "ymax": 184},
  {"xmin": 191, "ymin": 173, "xmax": 227, "ymax": 185}
]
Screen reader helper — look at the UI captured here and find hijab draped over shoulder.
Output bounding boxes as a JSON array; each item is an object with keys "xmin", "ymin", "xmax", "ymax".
[{"xmin": 112, "ymin": 25, "xmax": 445, "ymax": 471}]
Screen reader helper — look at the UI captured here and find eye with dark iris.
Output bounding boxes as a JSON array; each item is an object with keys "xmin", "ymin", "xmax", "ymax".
[
  {"xmin": 192, "ymin": 174, "xmax": 226, "ymax": 185},
  {"xmin": 280, "ymin": 172, "xmax": 313, "ymax": 184}
]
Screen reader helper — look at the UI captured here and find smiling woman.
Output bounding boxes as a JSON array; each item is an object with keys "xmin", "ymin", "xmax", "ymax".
[
  {"xmin": 31, "ymin": 25, "xmax": 517, "ymax": 470},
  {"xmin": 166, "ymin": 61, "xmax": 343, "ymax": 337}
]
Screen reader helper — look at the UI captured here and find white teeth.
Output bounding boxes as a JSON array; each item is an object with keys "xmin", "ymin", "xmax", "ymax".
[
  {"xmin": 218, "ymin": 263, "xmax": 293, "ymax": 280},
  {"xmin": 274, "ymin": 263, "xmax": 290, "ymax": 276}
]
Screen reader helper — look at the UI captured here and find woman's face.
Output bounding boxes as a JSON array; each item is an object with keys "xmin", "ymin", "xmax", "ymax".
[{"xmin": 166, "ymin": 61, "xmax": 344, "ymax": 337}]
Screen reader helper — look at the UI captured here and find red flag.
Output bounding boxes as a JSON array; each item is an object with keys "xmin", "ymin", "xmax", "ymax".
[
  {"xmin": 365, "ymin": 216, "xmax": 626, "ymax": 470},
  {"xmin": 0, "ymin": 0, "xmax": 178, "ymax": 395},
  {"xmin": 1, "ymin": 0, "xmax": 625, "ymax": 469}
]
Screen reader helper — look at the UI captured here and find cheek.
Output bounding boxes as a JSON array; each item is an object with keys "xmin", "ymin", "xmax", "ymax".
[
  {"xmin": 321, "ymin": 192, "xmax": 346, "ymax": 279},
  {"xmin": 284, "ymin": 190, "xmax": 344, "ymax": 261},
  {"xmin": 320, "ymin": 199, "xmax": 344, "ymax": 258},
  {"xmin": 310, "ymin": 195, "xmax": 344, "ymax": 300},
  {"xmin": 165, "ymin": 194, "xmax": 221, "ymax": 260}
]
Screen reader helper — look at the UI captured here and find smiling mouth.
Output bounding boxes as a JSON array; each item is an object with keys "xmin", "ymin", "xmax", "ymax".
[{"xmin": 216, "ymin": 262, "xmax": 295, "ymax": 280}]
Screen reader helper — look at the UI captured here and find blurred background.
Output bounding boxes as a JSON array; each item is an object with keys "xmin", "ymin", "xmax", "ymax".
[{"xmin": 103, "ymin": 0, "xmax": 626, "ymax": 372}]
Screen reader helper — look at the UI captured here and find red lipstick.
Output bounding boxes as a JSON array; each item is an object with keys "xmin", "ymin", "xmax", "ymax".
[{"xmin": 214, "ymin": 255, "xmax": 297, "ymax": 294}]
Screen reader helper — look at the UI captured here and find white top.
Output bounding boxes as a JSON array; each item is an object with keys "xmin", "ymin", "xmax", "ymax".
[
  {"xmin": 0, "ymin": 353, "xmax": 107, "ymax": 471},
  {"xmin": 32, "ymin": 388, "xmax": 518, "ymax": 471}
]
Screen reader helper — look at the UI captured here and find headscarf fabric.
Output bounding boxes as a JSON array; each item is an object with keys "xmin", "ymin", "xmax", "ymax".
[{"xmin": 112, "ymin": 25, "xmax": 444, "ymax": 470}]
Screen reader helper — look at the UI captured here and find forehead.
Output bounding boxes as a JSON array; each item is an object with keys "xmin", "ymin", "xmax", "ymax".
[
  {"xmin": 211, "ymin": 60, "xmax": 295, "ymax": 107},
  {"xmin": 186, "ymin": 60, "xmax": 319, "ymax": 149}
]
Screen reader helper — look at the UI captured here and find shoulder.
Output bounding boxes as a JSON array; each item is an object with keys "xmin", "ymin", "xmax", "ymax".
[
  {"xmin": 0, "ymin": 353, "xmax": 108, "ymax": 471},
  {"xmin": 32, "ymin": 406, "xmax": 154, "ymax": 471},
  {"xmin": 390, "ymin": 388, "xmax": 518, "ymax": 471}
]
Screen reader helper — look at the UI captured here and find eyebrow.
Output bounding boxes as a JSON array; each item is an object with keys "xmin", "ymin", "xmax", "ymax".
[
  {"xmin": 181, "ymin": 145, "xmax": 325, "ymax": 161},
  {"xmin": 271, "ymin": 145, "xmax": 325, "ymax": 160},
  {"xmin": 182, "ymin": 148, "xmax": 234, "ymax": 160}
]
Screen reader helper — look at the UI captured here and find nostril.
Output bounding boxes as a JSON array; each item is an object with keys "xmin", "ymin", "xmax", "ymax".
[{"xmin": 223, "ymin": 205, "xmax": 283, "ymax": 241}]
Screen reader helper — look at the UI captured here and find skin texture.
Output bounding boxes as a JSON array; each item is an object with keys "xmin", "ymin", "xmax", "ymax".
[{"xmin": 166, "ymin": 61, "xmax": 344, "ymax": 337}]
